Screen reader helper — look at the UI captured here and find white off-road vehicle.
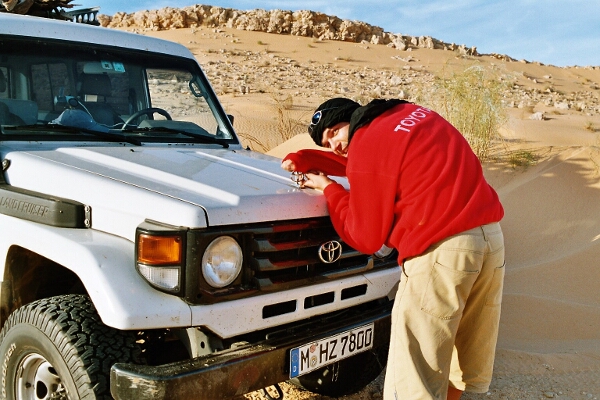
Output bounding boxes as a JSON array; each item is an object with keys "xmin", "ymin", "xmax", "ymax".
[{"xmin": 0, "ymin": 12, "xmax": 400, "ymax": 400}]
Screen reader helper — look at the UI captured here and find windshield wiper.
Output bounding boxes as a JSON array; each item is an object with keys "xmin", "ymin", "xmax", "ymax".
[
  {"xmin": 123, "ymin": 127, "xmax": 229, "ymax": 148},
  {"xmin": 1, "ymin": 124, "xmax": 142, "ymax": 146}
]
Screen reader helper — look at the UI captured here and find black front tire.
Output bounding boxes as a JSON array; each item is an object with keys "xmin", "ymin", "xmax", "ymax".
[
  {"xmin": 289, "ymin": 345, "xmax": 388, "ymax": 397},
  {"xmin": 0, "ymin": 294, "xmax": 142, "ymax": 399}
]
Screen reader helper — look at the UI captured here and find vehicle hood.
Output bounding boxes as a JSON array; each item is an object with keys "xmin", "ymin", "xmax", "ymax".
[{"xmin": 2, "ymin": 144, "xmax": 334, "ymax": 239}]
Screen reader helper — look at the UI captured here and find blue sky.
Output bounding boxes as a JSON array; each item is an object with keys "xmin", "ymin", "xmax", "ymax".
[{"xmin": 94, "ymin": 0, "xmax": 599, "ymax": 67}]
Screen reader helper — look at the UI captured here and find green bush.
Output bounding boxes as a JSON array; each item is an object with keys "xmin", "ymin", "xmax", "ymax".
[{"xmin": 424, "ymin": 66, "xmax": 508, "ymax": 161}]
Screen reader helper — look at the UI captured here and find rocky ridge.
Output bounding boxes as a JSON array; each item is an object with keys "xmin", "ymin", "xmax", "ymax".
[{"xmin": 99, "ymin": 5, "xmax": 480, "ymax": 56}]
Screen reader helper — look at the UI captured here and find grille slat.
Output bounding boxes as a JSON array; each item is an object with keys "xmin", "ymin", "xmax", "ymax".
[
  {"xmin": 253, "ymin": 237, "xmax": 324, "ymax": 252},
  {"xmin": 253, "ymin": 248, "xmax": 364, "ymax": 272},
  {"xmin": 254, "ymin": 257, "xmax": 318, "ymax": 271}
]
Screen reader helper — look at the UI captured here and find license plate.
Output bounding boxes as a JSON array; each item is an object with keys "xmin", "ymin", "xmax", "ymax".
[{"xmin": 289, "ymin": 323, "xmax": 374, "ymax": 378}]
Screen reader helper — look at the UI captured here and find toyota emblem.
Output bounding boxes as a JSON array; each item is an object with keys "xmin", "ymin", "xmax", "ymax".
[
  {"xmin": 318, "ymin": 240, "xmax": 343, "ymax": 264},
  {"xmin": 290, "ymin": 171, "xmax": 307, "ymax": 185}
]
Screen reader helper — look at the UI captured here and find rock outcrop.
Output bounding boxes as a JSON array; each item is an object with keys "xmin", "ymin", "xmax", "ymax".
[{"xmin": 99, "ymin": 5, "xmax": 478, "ymax": 56}]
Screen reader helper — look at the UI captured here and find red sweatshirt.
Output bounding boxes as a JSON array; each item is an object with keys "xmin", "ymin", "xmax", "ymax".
[{"xmin": 283, "ymin": 103, "xmax": 504, "ymax": 262}]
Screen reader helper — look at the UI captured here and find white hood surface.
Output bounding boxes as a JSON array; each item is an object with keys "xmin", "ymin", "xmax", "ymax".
[{"xmin": 3, "ymin": 144, "xmax": 332, "ymax": 239}]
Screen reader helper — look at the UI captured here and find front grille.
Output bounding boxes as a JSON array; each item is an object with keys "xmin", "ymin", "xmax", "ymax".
[
  {"xmin": 248, "ymin": 218, "xmax": 394, "ymax": 291},
  {"xmin": 185, "ymin": 217, "xmax": 397, "ymax": 304}
]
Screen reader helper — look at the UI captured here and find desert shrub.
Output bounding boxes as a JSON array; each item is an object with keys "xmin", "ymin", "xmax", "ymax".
[
  {"xmin": 422, "ymin": 66, "xmax": 509, "ymax": 161},
  {"xmin": 506, "ymin": 149, "xmax": 538, "ymax": 168},
  {"xmin": 585, "ymin": 121, "xmax": 597, "ymax": 132}
]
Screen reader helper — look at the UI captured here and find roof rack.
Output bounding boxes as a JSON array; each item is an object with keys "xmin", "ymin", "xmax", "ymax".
[
  {"xmin": 60, "ymin": 6, "xmax": 100, "ymax": 25},
  {"xmin": 0, "ymin": 1, "xmax": 100, "ymax": 25}
]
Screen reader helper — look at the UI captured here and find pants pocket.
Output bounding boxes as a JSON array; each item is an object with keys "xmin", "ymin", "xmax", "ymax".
[
  {"xmin": 421, "ymin": 261, "xmax": 479, "ymax": 320},
  {"xmin": 485, "ymin": 262, "xmax": 505, "ymax": 307}
]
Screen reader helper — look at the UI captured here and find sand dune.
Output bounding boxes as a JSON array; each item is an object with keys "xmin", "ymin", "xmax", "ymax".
[{"xmin": 496, "ymin": 148, "xmax": 600, "ymax": 354}]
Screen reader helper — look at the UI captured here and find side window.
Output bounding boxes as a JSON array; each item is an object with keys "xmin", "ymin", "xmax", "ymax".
[
  {"xmin": 31, "ymin": 63, "xmax": 71, "ymax": 113},
  {"xmin": 147, "ymin": 68, "xmax": 219, "ymax": 134},
  {"xmin": 146, "ymin": 69, "xmax": 194, "ymax": 119},
  {"xmin": 0, "ymin": 67, "xmax": 8, "ymax": 99}
]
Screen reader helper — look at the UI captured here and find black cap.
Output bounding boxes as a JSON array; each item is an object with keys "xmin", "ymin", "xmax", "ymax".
[{"xmin": 308, "ymin": 98, "xmax": 360, "ymax": 146}]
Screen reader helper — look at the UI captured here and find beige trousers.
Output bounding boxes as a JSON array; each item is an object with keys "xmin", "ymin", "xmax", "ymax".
[{"xmin": 384, "ymin": 223, "xmax": 505, "ymax": 399}]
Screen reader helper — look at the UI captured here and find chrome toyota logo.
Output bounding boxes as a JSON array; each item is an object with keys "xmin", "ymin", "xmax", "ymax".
[
  {"xmin": 291, "ymin": 171, "xmax": 307, "ymax": 186},
  {"xmin": 318, "ymin": 240, "xmax": 342, "ymax": 263}
]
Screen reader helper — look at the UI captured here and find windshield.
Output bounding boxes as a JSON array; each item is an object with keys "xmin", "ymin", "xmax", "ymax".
[{"xmin": 0, "ymin": 36, "xmax": 237, "ymax": 146}]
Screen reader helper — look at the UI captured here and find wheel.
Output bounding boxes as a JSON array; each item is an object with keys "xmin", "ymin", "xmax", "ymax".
[
  {"xmin": 0, "ymin": 294, "xmax": 142, "ymax": 399},
  {"xmin": 122, "ymin": 107, "xmax": 172, "ymax": 129},
  {"xmin": 289, "ymin": 344, "xmax": 388, "ymax": 397}
]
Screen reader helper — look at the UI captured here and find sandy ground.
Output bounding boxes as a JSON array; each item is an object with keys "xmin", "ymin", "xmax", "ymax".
[{"xmin": 135, "ymin": 23, "xmax": 600, "ymax": 400}]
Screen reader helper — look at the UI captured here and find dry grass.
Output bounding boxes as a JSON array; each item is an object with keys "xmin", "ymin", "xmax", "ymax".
[
  {"xmin": 272, "ymin": 94, "xmax": 304, "ymax": 143},
  {"xmin": 505, "ymin": 149, "xmax": 539, "ymax": 168},
  {"xmin": 236, "ymin": 94, "xmax": 305, "ymax": 153}
]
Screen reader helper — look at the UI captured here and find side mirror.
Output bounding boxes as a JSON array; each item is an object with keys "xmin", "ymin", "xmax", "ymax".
[{"xmin": 227, "ymin": 114, "xmax": 234, "ymax": 125}]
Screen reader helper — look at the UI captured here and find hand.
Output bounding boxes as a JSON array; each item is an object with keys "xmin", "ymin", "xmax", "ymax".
[
  {"xmin": 282, "ymin": 159, "xmax": 332, "ymax": 191},
  {"xmin": 281, "ymin": 159, "xmax": 296, "ymax": 172},
  {"xmin": 300, "ymin": 172, "xmax": 334, "ymax": 191}
]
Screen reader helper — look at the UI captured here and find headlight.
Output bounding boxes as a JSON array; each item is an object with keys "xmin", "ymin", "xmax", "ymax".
[{"xmin": 201, "ymin": 236, "xmax": 243, "ymax": 288}]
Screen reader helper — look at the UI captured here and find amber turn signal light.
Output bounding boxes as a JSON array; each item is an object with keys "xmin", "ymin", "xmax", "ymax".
[{"xmin": 137, "ymin": 234, "xmax": 182, "ymax": 265}]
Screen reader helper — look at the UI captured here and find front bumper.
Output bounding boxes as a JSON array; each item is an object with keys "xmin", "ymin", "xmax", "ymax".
[{"xmin": 110, "ymin": 301, "xmax": 392, "ymax": 400}]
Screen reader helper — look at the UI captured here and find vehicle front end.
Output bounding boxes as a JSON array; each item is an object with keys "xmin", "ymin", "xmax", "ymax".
[{"xmin": 0, "ymin": 14, "xmax": 400, "ymax": 399}]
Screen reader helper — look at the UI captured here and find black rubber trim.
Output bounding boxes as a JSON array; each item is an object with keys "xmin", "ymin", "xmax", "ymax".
[{"xmin": 0, "ymin": 184, "xmax": 88, "ymax": 228}]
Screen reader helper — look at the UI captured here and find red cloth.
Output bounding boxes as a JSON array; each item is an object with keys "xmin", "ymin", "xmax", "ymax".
[
  {"xmin": 283, "ymin": 103, "xmax": 504, "ymax": 262},
  {"xmin": 283, "ymin": 150, "xmax": 347, "ymax": 176}
]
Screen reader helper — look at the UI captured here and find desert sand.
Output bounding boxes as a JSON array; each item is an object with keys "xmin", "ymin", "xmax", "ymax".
[{"xmin": 112, "ymin": 15, "xmax": 600, "ymax": 399}]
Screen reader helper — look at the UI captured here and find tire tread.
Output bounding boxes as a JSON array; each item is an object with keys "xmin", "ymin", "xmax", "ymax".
[{"xmin": 0, "ymin": 294, "xmax": 141, "ymax": 399}]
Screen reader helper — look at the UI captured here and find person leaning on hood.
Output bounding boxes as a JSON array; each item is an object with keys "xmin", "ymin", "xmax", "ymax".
[{"xmin": 282, "ymin": 98, "xmax": 505, "ymax": 400}]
